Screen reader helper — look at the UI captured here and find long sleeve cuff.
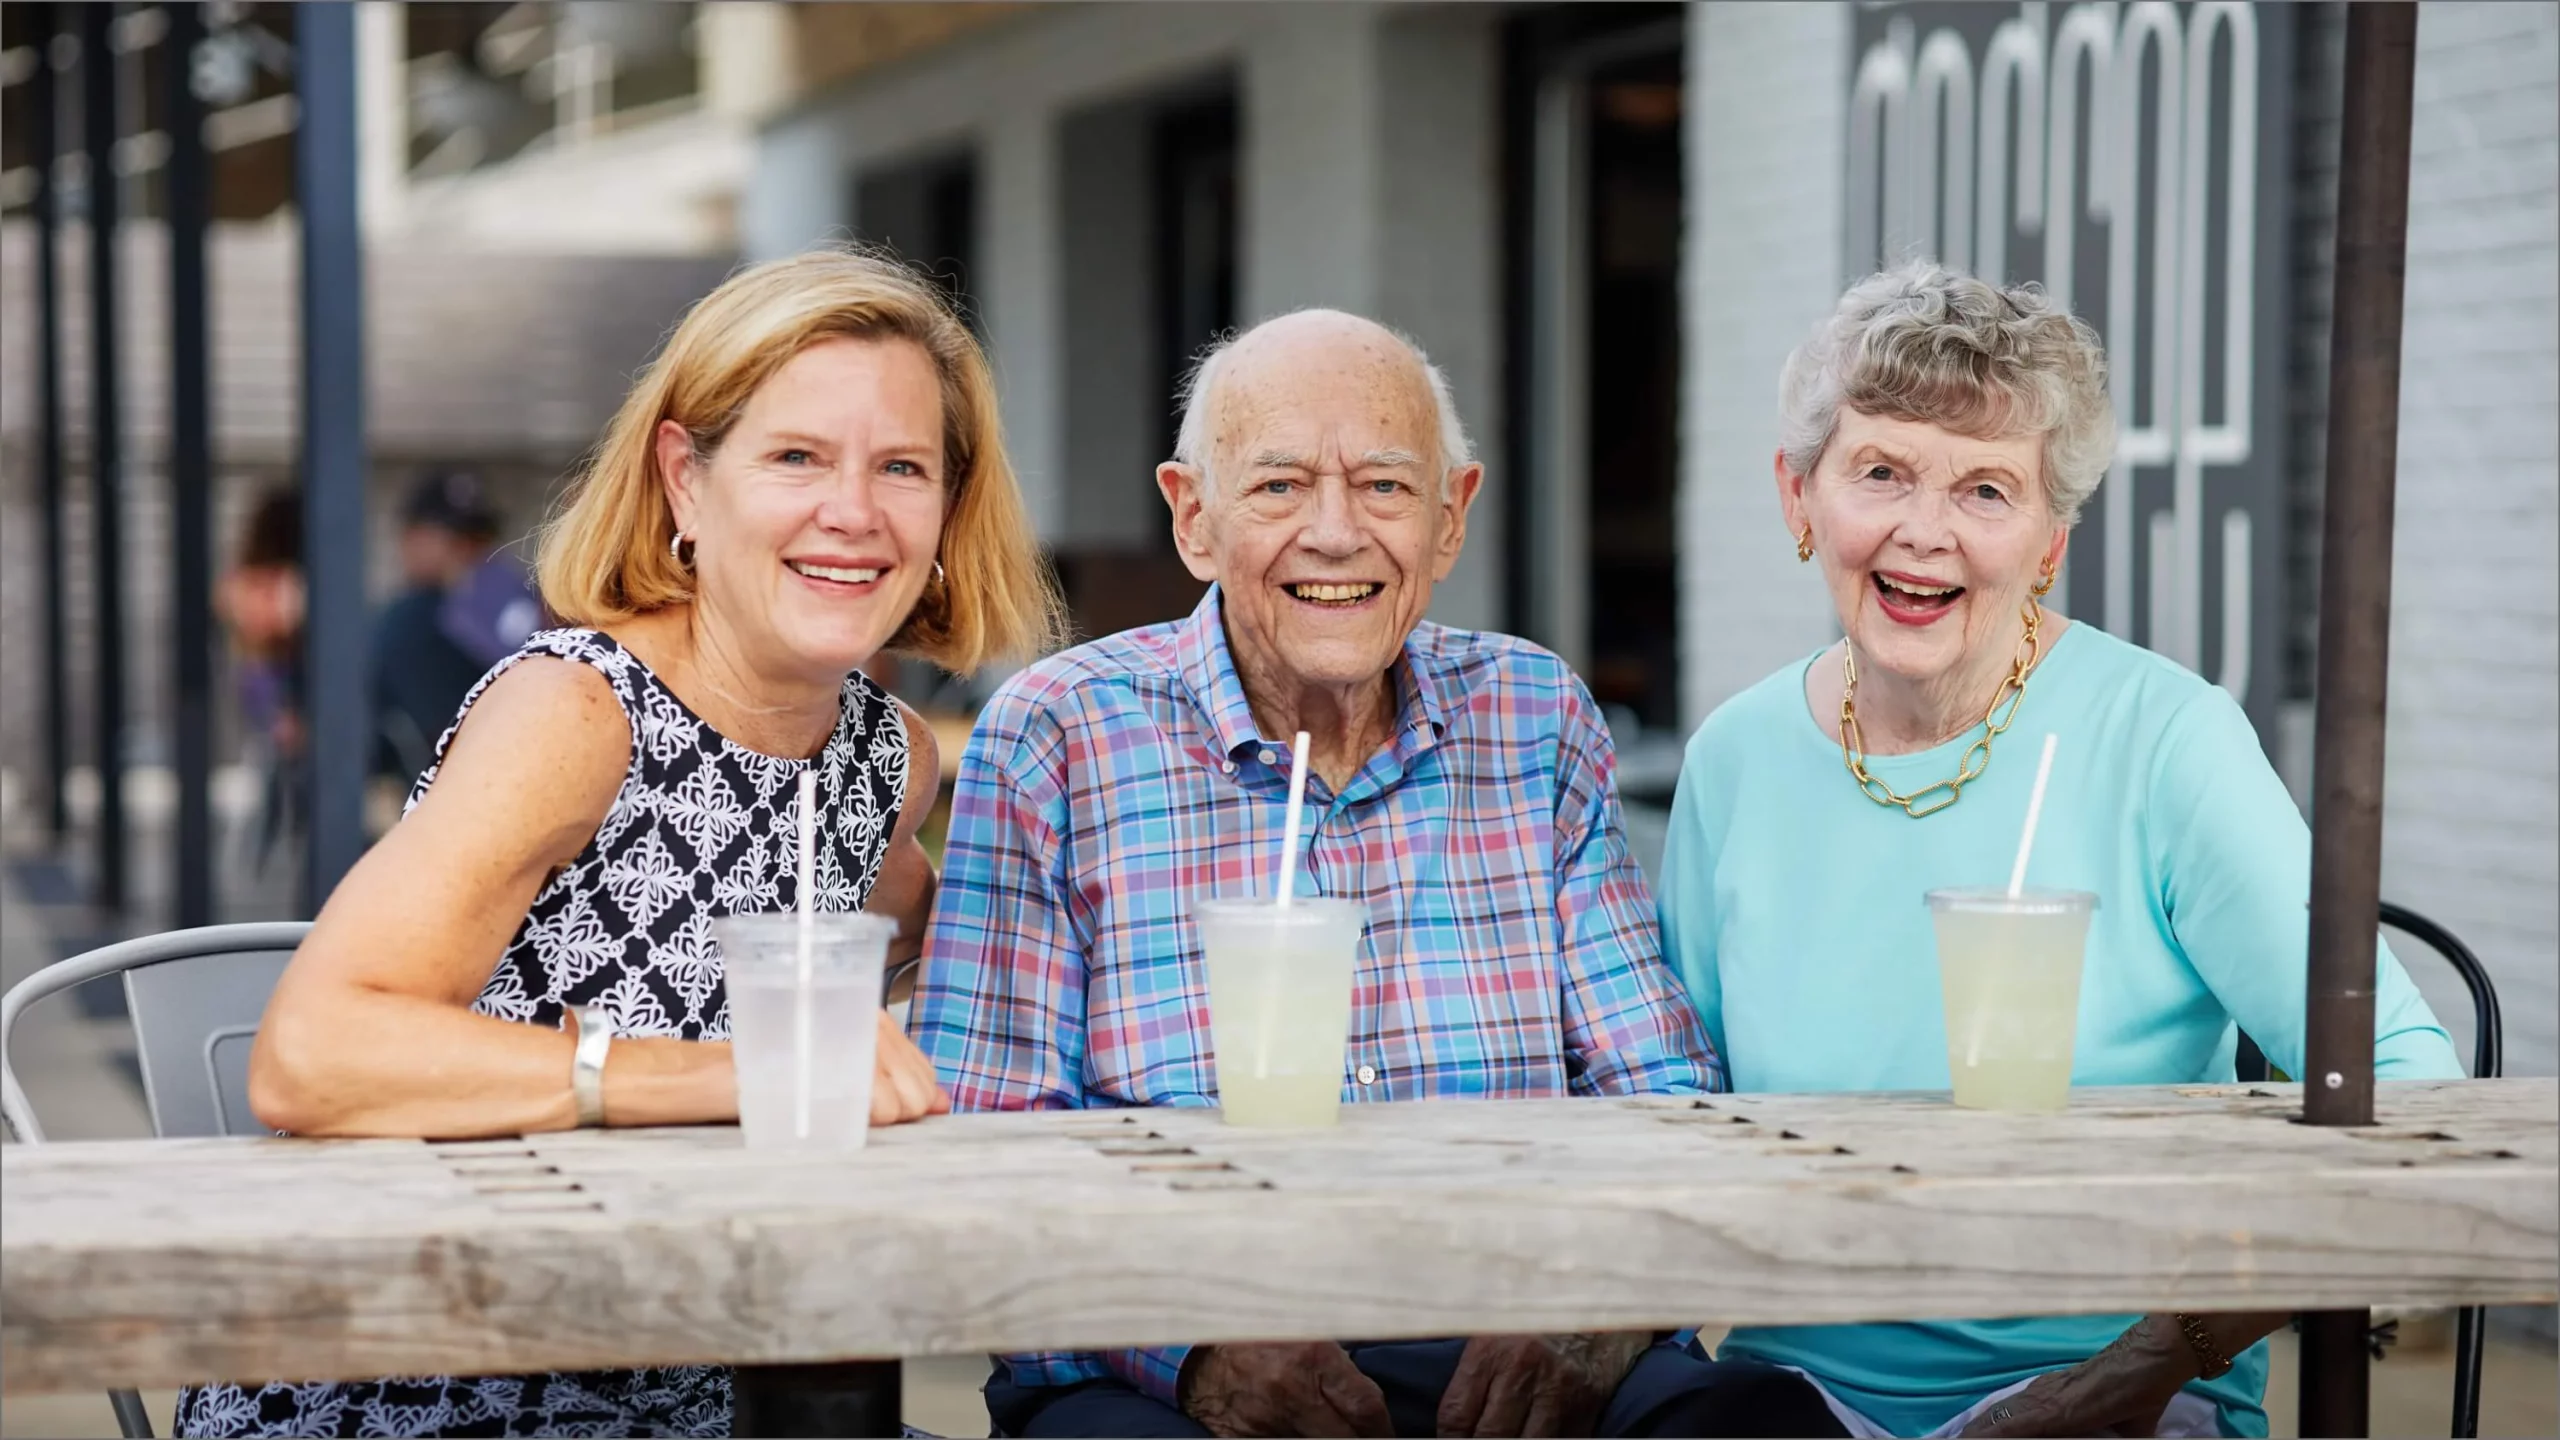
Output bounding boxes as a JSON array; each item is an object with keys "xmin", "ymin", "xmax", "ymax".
[{"xmin": 1101, "ymin": 1345, "xmax": 1194, "ymax": 1408}]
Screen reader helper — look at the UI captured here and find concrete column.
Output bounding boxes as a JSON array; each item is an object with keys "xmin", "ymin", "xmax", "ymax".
[
  {"xmin": 1240, "ymin": 4, "xmax": 1385, "ymax": 319},
  {"xmin": 356, "ymin": 2, "xmax": 407, "ymax": 236},
  {"xmin": 1377, "ymin": 6, "xmax": 1503, "ymax": 635},
  {"xmin": 981, "ymin": 105, "xmax": 1066, "ymax": 536},
  {"xmin": 1677, "ymin": 0, "xmax": 1853, "ymax": 730}
]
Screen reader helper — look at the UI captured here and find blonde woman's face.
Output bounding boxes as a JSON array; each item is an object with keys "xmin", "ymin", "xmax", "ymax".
[
  {"xmin": 660, "ymin": 336, "xmax": 948, "ymax": 685},
  {"xmin": 1778, "ymin": 408, "xmax": 2066, "ymax": 688}
]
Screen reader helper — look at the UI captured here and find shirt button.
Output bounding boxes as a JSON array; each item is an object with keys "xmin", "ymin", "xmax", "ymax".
[
  {"xmin": 1221, "ymin": 760, "xmax": 1236, "ymax": 773},
  {"xmin": 1259, "ymin": 748, "xmax": 1278, "ymax": 765},
  {"xmin": 1356, "ymin": 1064, "xmax": 1378, "ymax": 1085}
]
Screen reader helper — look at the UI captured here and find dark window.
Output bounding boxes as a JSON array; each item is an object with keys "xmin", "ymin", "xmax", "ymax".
[
  {"xmin": 1151, "ymin": 91, "xmax": 1240, "ymax": 464},
  {"xmin": 854, "ymin": 150, "xmax": 981, "ymax": 331}
]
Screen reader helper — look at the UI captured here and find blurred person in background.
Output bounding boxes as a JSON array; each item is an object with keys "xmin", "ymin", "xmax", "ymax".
[
  {"xmin": 214, "ymin": 488, "xmax": 306, "ymax": 868},
  {"xmin": 174, "ymin": 246, "xmax": 1064, "ymax": 1439},
  {"xmin": 1659, "ymin": 261, "xmax": 2458, "ymax": 1439},
  {"xmin": 369, "ymin": 469, "xmax": 523, "ymax": 785},
  {"xmin": 915, "ymin": 310, "xmax": 1837, "ymax": 1440}
]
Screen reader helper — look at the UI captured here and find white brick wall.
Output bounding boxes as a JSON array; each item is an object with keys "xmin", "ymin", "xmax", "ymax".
[
  {"xmin": 1678, "ymin": 1, "xmax": 1850, "ymax": 730},
  {"xmin": 2383, "ymin": 1, "xmax": 2560, "ymax": 1077}
]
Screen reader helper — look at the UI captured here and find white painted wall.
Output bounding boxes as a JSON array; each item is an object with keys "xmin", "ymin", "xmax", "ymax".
[
  {"xmin": 745, "ymin": 1, "xmax": 1508, "ymax": 632},
  {"xmin": 1677, "ymin": 2, "xmax": 1851, "ymax": 730},
  {"xmin": 2382, "ymin": 1, "xmax": 2560, "ymax": 1077}
]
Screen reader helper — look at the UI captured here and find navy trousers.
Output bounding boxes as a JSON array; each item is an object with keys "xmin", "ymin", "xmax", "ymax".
[{"xmin": 985, "ymin": 1339, "xmax": 1848, "ymax": 1438}]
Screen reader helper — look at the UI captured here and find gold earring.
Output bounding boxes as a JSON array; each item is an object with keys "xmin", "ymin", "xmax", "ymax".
[
  {"xmin": 2032, "ymin": 559, "xmax": 2058, "ymax": 597},
  {"xmin": 1796, "ymin": 526, "xmax": 1815, "ymax": 563}
]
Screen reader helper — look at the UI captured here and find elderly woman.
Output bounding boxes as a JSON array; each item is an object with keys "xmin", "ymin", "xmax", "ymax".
[
  {"xmin": 1659, "ymin": 262, "xmax": 2459, "ymax": 1439},
  {"xmin": 175, "ymin": 247, "xmax": 1063, "ymax": 1438}
]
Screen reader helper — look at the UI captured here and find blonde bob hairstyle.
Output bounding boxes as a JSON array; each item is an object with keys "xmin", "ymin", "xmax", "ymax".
[{"xmin": 535, "ymin": 244, "xmax": 1066, "ymax": 676}]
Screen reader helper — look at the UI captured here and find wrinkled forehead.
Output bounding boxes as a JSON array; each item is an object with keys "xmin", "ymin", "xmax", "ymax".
[{"xmin": 1209, "ymin": 334, "xmax": 1439, "ymax": 469}]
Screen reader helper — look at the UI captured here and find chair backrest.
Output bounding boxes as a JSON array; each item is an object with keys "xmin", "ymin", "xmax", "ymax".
[
  {"xmin": 2232, "ymin": 902, "xmax": 2502, "ymax": 1084},
  {"xmin": 2, "ymin": 923, "xmax": 311, "ymax": 1144}
]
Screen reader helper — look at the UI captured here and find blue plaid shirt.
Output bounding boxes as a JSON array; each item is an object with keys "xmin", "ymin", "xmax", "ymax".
[{"xmin": 911, "ymin": 586, "xmax": 1722, "ymax": 1404}]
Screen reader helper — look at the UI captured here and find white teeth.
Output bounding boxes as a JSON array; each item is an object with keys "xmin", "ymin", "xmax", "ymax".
[
  {"xmin": 1289, "ymin": 582, "xmax": 1380, "ymax": 603},
  {"xmin": 792, "ymin": 562, "xmax": 882, "ymax": 584},
  {"xmin": 1878, "ymin": 575, "xmax": 1960, "ymax": 597}
]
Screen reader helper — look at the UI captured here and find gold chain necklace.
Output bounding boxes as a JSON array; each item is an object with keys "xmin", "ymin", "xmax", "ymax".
[{"xmin": 1838, "ymin": 599, "xmax": 2044, "ymax": 818}]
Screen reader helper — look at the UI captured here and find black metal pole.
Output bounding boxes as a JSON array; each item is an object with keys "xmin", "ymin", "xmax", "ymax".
[
  {"xmin": 34, "ymin": 4, "xmax": 71, "ymax": 842},
  {"xmin": 298, "ymin": 1, "xmax": 368, "ymax": 912},
  {"xmin": 167, "ymin": 0, "xmax": 216, "ymax": 929},
  {"xmin": 2299, "ymin": 3, "xmax": 2420, "ymax": 1436},
  {"xmin": 80, "ymin": 1, "xmax": 127, "ymax": 913}
]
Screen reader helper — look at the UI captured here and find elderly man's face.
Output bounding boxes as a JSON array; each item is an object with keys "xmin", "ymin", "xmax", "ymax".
[{"xmin": 1160, "ymin": 320, "xmax": 1482, "ymax": 699}]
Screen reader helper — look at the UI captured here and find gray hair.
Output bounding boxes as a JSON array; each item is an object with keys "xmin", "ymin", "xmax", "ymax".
[
  {"xmin": 1171, "ymin": 312, "xmax": 1477, "ymax": 496},
  {"xmin": 1779, "ymin": 260, "xmax": 2115, "ymax": 527}
]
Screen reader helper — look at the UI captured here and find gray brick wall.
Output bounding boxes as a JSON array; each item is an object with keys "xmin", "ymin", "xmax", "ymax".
[{"xmin": 2381, "ymin": 1, "xmax": 2560, "ymax": 1077}]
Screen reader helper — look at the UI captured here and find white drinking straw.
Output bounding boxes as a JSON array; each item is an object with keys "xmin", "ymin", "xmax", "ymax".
[
  {"xmin": 794, "ymin": 765, "xmax": 818, "ymax": 1141},
  {"xmin": 1256, "ymin": 731, "xmax": 1313, "ymax": 1079},
  {"xmin": 2007, "ymin": 733, "xmax": 2060, "ymax": 898}
]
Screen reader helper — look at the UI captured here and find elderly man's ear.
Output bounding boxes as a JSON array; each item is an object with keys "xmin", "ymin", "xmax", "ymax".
[
  {"xmin": 1158, "ymin": 460, "xmax": 1220, "ymax": 584},
  {"xmin": 1434, "ymin": 463, "xmax": 1486, "ymax": 580}
]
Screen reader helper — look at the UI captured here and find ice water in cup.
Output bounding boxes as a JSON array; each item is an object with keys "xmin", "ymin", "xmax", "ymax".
[
  {"xmin": 1195, "ymin": 896, "xmax": 1365, "ymax": 1128},
  {"xmin": 715, "ymin": 912, "xmax": 896, "ymax": 1150},
  {"xmin": 1926, "ymin": 888, "xmax": 2098, "ymax": 1113}
]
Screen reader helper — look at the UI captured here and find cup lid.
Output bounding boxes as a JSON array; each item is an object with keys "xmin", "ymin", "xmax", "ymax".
[{"xmin": 1924, "ymin": 886, "xmax": 2100, "ymax": 915}]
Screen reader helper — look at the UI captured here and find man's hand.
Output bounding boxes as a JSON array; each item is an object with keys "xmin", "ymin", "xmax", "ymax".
[
  {"xmin": 1181, "ymin": 1342, "xmax": 1394, "ymax": 1438},
  {"xmin": 1435, "ymin": 1332, "xmax": 1652, "ymax": 1437}
]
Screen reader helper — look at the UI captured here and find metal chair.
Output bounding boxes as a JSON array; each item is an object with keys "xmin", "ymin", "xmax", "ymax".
[
  {"xmin": 2232, "ymin": 900, "xmax": 2503, "ymax": 1439},
  {"xmin": 2, "ymin": 922, "xmax": 313, "ymax": 1439}
]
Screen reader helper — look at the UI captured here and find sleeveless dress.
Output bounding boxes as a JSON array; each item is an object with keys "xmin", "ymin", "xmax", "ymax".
[{"xmin": 175, "ymin": 628, "xmax": 910, "ymax": 1439}]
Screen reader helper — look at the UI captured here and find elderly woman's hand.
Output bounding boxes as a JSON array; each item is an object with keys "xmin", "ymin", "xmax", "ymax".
[{"xmin": 871, "ymin": 1011, "xmax": 950, "ymax": 1124}]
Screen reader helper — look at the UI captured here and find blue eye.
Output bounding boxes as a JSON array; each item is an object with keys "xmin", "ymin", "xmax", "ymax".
[
  {"xmin": 1260, "ymin": 479, "xmax": 1291, "ymax": 496},
  {"xmin": 1973, "ymin": 483, "xmax": 2008, "ymax": 504},
  {"xmin": 778, "ymin": 449, "xmax": 814, "ymax": 466},
  {"xmin": 1370, "ymin": 480, "xmax": 1404, "ymax": 495},
  {"xmin": 1866, "ymin": 464, "xmax": 1895, "ymax": 482},
  {"xmin": 885, "ymin": 459, "xmax": 922, "ymax": 476}
]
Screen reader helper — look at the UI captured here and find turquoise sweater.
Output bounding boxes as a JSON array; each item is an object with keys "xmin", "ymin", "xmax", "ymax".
[{"xmin": 1660, "ymin": 621, "xmax": 2461, "ymax": 1436}]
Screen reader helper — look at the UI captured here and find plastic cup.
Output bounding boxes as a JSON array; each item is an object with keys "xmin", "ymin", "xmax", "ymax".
[
  {"xmin": 714, "ymin": 912, "xmax": 897, "ymax": 1150},
  {"xmin": 1926, "ymin": 888, "xmax": 2099, "ymax": 1113},
  {"xmin": 1195, "ymin": 896, "xmax": 1366, "ymax": 1128}
]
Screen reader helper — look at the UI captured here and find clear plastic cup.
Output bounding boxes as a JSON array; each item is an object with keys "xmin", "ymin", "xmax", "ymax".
[
  {"xmin": 1926, "ymin": 888, "xmax": 2099, "ymax": 1113},
  {"xmin": 1194, "ymin": 896, "xmax": 1366, "ymax": 1128},
  {"xmin": 714, "ymin": 912, "xmax": 897, "ymax": 1150}
]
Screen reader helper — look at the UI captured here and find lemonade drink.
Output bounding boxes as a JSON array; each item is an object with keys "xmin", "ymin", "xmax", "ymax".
[
  {"xmin": 715, "ymin": 912, "xmax": 895, "ymax": 1150},
  {"xmin": 1926, "ymin": 888, "xmax": 2097, "ymax": 1113},
  {"xmin": 1195, "ymin": 896, "xmax": 1365, "ymax": 1128}
]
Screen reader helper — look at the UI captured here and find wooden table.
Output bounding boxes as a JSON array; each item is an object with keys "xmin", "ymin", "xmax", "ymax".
[{"xmin": 7, "ymin": 1080, "xmax": 2554, "ymax": 1434}]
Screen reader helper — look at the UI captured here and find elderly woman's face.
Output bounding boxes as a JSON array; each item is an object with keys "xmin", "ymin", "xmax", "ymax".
[
  {"xmin": 659, "ymin": 336, "xmax": 948, "ymax": 685},
  {"xmin": 1782, "ymin": 408, "xmax": 2066, "ymax": 687}
]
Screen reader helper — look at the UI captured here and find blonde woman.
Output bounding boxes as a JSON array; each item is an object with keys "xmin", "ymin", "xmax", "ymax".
[{"xmin": 177, "ymin": 247, "xmax": 1065, "ymax": 1439}]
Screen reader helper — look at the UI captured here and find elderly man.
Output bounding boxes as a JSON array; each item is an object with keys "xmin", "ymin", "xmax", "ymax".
[{"xmin": 912, "ymin": 311, "xmax": 1840, "ymax": 1439}]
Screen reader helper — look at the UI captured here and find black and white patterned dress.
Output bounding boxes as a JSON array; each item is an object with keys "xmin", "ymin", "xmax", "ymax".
[{"xmin": 176, "ymin": 628, "xmax": 910, "ymax": 1439}]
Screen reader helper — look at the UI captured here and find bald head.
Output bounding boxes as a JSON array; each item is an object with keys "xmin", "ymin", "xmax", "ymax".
[{"xmin": 1173, "ymin": 309, "xmax": 1475, "ymax": 495}]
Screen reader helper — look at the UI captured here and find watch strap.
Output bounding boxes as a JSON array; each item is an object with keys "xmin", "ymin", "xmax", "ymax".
[{"xmin": 2173, "ymin": 1312, "xmax": 2234, "ymax": 1380}]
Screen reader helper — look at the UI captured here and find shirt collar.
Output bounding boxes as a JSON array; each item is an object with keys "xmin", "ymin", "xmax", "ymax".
[{"xmin": 1177, "ymin": 584, "xmax": 1453, "ymax": 767}]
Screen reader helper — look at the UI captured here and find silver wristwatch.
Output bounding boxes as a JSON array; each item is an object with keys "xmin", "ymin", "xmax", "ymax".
[{"xmin": 569, "ymin": 1003, "xmax": 615, "ymax": 1128}]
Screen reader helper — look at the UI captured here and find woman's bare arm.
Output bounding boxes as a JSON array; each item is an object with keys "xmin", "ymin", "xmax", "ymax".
[{"xmin": 248, "ymin": 659, "xmax": 739, "ymax": 1139}]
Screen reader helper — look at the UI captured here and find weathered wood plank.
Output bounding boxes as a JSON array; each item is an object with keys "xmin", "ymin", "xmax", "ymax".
[{"xmin": 5, "ymin": 1081, "xmax": 2553, "ymax": 1395}]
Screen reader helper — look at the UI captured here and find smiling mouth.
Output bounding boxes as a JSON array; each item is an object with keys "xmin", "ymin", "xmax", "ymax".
[
  {"xmin": 1284, "ymin": 581, "xmax": 1382, "ymax": 609},
  {"xmin": 1872, "ymin": 572, "xmax": 1964, "ymax": 620},
  {"xmin": 790, "ymin": 560, "xmax": 886, "ymax": 586}
]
